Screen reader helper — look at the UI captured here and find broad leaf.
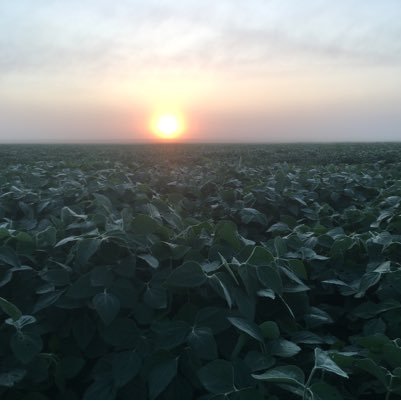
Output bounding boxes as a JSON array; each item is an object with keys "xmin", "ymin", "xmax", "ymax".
[
  {"xmin": 137, "ymin": 254, "xmax": 159, "ymax": 269},
  {"xmin": 259, "ymin": 321, "xmax": 280, "ymax": 340},
  {"xmin": 76, "ymin": 238, "xmax": 101, "ymax": 266},
  {"xmin": 314, "ymin": 348, "xmax": 348, "ymax": 378},
  {"xmin": 84, "ymin": 378, "xmax": 116, "ymax": 400},
  {"xmin": 10, "ymin": 331, "xmax": 43, "ymax": 364},
  {"xmin": 309, "ymin": 381, "xmax": 344, "ymax": 399},
  {"xmin": 166, "ymin": 261, "xmax": 206, "ymax": 287},
  {"xmin": 93, "ymin": 291, "xmax": 120, "ymax": 325},
  {"xmin": 244, "ymin": 351, "xmax": 275, "ymax": 372},
  {"xmin": 252, "ymin": 365, "xmax": 305, "ymax": 387},
  {"xmin": 0, "ymin": 369, "xmax": 26, "ymax": 388},
  {"xmin": 112, "ymin": 350, "xmax": 141, "ymax": 388},
  {"xmin": 5, "ymin": 315, "xmax": 36, "ymax": 330},
  {"xmin": 148, "ymin": 356, "xmax": 178, "ymax": 399},
  {"xmin": 256, "ymin": 265, "xmax": 283, "ymax": 294},
  {"xmin": 227, "ymin": 317, "xmax": 264, "ymax": 343},
  {"xmin": 0, "ymin": 297, "xmax": 22, "ymax": 321},
  {"xmin": 152, "ymin": 320, "xmax": 191, "ymax": 350},
  {"xmin": 198, "ymin": 359, "xmax": 236, "ymax": 395},
  {"xmin": 246, "ymin": 246, "xmax": 274, "ymax": 266},
  {"xmin": 187, "ymin": 327, "xmax": 218, "ymax": 360},
  {"xmin": 132, "ymin": 214, "xmax": 160, "ymax": 235},
  {"xmin": 270, "ymin": 339, "xmax": 301, "ymax": 358}
]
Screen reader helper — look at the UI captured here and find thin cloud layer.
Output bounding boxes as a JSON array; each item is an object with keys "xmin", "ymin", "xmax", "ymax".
[{"xmin": 1, "ymin": 0, "xmax": 400, "ymax": 142}]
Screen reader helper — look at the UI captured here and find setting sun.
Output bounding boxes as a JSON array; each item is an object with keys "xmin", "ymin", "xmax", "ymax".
[{"xmin": 151, "ymin": 113, "xmax": 185, "ymax": 140}]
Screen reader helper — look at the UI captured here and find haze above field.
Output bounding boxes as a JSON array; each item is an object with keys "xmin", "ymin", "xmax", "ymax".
[{"xmin": 1, "ymin": 0, "xmax": 401, "ymax": 143}]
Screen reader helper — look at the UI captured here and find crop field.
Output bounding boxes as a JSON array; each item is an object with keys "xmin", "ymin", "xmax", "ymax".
[{"xmin": 2, "ymin": 142, "xmax": 401, "ymax": 399}]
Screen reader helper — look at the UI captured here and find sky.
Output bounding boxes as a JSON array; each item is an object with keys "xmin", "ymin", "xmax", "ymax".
[{"xmin": 1, "ymin": 0, "xmax": 401, "ymax": 143}]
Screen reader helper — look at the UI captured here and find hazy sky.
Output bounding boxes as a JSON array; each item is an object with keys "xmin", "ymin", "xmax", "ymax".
[{"xmin": 1, "ymin": 0, "xmax": 401, "ymax": 142}]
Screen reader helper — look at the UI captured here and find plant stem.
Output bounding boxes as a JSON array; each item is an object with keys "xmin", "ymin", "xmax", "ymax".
[
  {"xmin": 262, "ymin": 342, "xmax": 267, "ymax": 354},
  {"xmin": 303, "ymin": 367, "xmax": 317, "ymax": 400},
  {"xmin": 231, "ymin": 334, "xmax": 246, "ymax": 360},
  {"xmin": 386, "ymin": 375, "xmax": 394, "ymax": 400}
]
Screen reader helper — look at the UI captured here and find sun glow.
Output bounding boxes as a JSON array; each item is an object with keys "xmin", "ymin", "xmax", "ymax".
[{"xmin": 151, "ymin": 113, "xmax": 185, "ymax": 140}]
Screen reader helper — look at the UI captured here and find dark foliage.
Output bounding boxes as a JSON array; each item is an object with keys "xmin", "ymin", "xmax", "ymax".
[{"xmin": 1, "ymin": 143, "xmax": 401, "ymax": 399}]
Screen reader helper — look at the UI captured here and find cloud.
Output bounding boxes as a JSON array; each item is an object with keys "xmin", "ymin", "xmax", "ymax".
[
  {"xmin": 1, "ymin": 0, "xmax": 401, "ymax": 78},
  {"xmin": 1, "ymin": 0, "xmax": 401, "ymax": 142}
]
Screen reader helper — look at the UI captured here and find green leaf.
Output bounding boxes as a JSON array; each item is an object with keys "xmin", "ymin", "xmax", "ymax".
[
  {"xmin": 259, "ymin": 321, "xmax": 280, "ymax": 340},
  {"xmin": 219, "ymin": 253, "xmax": 239, "ymax": 285},
  {"xmin": 244, "ymin": 351, "xmax": 275, "ymax": 372},
  {"xmin": 246, "ymin": 246, "xmax": 274, "ymax": 266},
  {"xmin": 0, "ymin": 296, "xmax": 22, "ymax": 321},
  {"xmin": 187, "ymin": 327, "xmax": 218, "ymax": 360},
  {"xmin": 76, "ymin": 238, "xmax": 101, "ymax": 266},
  {"xmin": 10, "ymin": 331, "xmax": 43, "ymax": 364},
  {"xmin": 5, "ymin": 315, "xmax": 36, "ymax": 330},
  {"xmin": 309, "ymin": 381, "xmax": 344, "ymax": 399},
  {"xmin": 84, "ymin": 378, "xmax": 116, "ymax": 400},
  {"xmin": 352, "ymin": 300, "xmax": 401, "ymax": 319},
  {"xmin": 198, "ymin": 359, "xmax": 236, "ymax": 395},
  {"xmin": 373, "ymin": 261, "xmax": 391, "ymax": 273},
  {"xmin": 55, "ymin": 235, "xmax": 80, "ymax": 247},
  {"xmin": 363, "ymin": 318, "xmax": 386, "ymax": 336},
  {"xmin": 305, "ymin": 307, "xmax": 333, "ymax": 328},
  {"xmin": 291, "ymin": 331, "xmax": 325, "ymax": 345},
  {"xmin": 41, "ymin": 269, "xmax": 71, "ymax": 286},
  {"xmin": 257, "ymin": 288, "xmax": 276, "ymax": 299},
  {"xmin": 234, "ymin": 288, "xmax": 256, "ymax": 320},
  {"xmin": 144, "ymin": 284, "xmax": 167, "ymax": 309},
  {"xmin": 166, "ymin": 261, "xmax": 206, "ymax": 287},
  {"xmin": 137, "ymin": 254, "xmax": 159, "ymax": 269},
  {"xmin": 90, "ymin": 266, "xmax": 114, "ymax": 287},
  {"xmin": 101, "ymin": 318, "xmax": 139, "ymax": 348},
  {"xmin": 0, "ymin": 369, "xmax": 26, "ymax": 388},
  {"xmin": 93, "ymin": 291, "xmax": 120, "ymax": 325},
  {"xmin": 270, "ymin": 339, "xmax": 301, "ymax": 358},
  {"xmin": 61, "ymin": 206, "xmax": 87, "ymax": 223},
  {"xmin": 0, "ymin": 268, "xmax": 12, "ymax": 288},
  {"xmin": 195, "ymin": 307, "xmax": 232, "ymax": 334},
  {"xmin": 314, "ymin": 348, "xmax": 348, "ymax": 378},
  {"xmin": 58, "ymin": 356, "xmax": 85, "ymax": 380},
  {"xmin": 152, "ymin": 320, "xmax": 191, "ymax": 350},
  {"xmin": 240, "ymin": 208, "xmax": 268, "ymax": 226},
  {"xmin": 383, "ymin": 343, "xmax": 401, "ymax": 369},
  {"xmin": 287, "ymin": 259, "xmax": 308, "ymax": 280},
  {"xmin": 200, "ymin": 181, "xmax": 218, "ymax": 196},
  {"xmin": 267, "ymin": 222, "xmax": 291, "ymax": 234},
  {"xmin": 209, "ymin": 274, "xmax": 233, "ymax": 308},
  {"xmin": 0, "ymin": 246, "xmax": 20, "ymax": 267},
  {"xmin": 354, "ymin": 358, "xmax": 389, "ymax": 387},
  {"xmin": 356, "ymin": 334, "xmax": 389, "ymax": 352},
  {"xmin": 256, "ymin": 266, "xmax": 283, "ymax": 294},
  {"xmin": 72, "ymin": 313, "xmax": 96, "ymax": 349},
  {"xmin": 227, "ymin": 317, "xmax": 264, "ymax": 343},
  {"xmin": 148, "ymin": 356, "xmax": 178, "ymax": 399},
  {"xmin": 356, "ymin": 272, "xmax": 382, "ymax": 297},
  {"xmin": 214, "ymin": 221, "xmax": 242, "ymax": 251},
  {"xmin": 15, "ymin": 232, "xmax": 35, "ymax": 254},
  {"xmin": 95, "ymin": 191, "xmax": 114, "ymax": 207},
  {"xmin": 36, "ymin": 226, "xmax": 57, "ymax": 247},
  {"xmin": 112, "ymin": 350, "xmax": 141, "ymax": 388},
  {"xmin": 274, "ymin": 237, "xmax": 287, "ymax": 257},
  {"xmin": 279, "ymin": 264, "xmax": 309, "ymax": 292},
  {"xmin": 132, "ymin": 214, "xmax": 160, "ymax": 235},
  {"xmin": 66, "ymin": 273, "xmax": 97, "ymax": 299},
  {"xmin": 252, "ymin": 365, "xmax": 305, "ymax": 387}
]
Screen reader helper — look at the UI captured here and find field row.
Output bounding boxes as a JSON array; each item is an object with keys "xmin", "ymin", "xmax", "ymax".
[{"xmin": 1, "ymin": 144, "xmax": 401, "ymax": 399}]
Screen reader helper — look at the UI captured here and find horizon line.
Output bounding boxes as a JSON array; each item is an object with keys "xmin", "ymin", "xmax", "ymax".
[{"xmin": 0, "ymin": 140, "xmax": 400, "ymax": 145}]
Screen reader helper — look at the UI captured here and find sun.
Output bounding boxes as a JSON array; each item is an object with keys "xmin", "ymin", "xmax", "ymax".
[{"xmin": 151, "ymin": 113, "xmax": 185, "ymax": 140}]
